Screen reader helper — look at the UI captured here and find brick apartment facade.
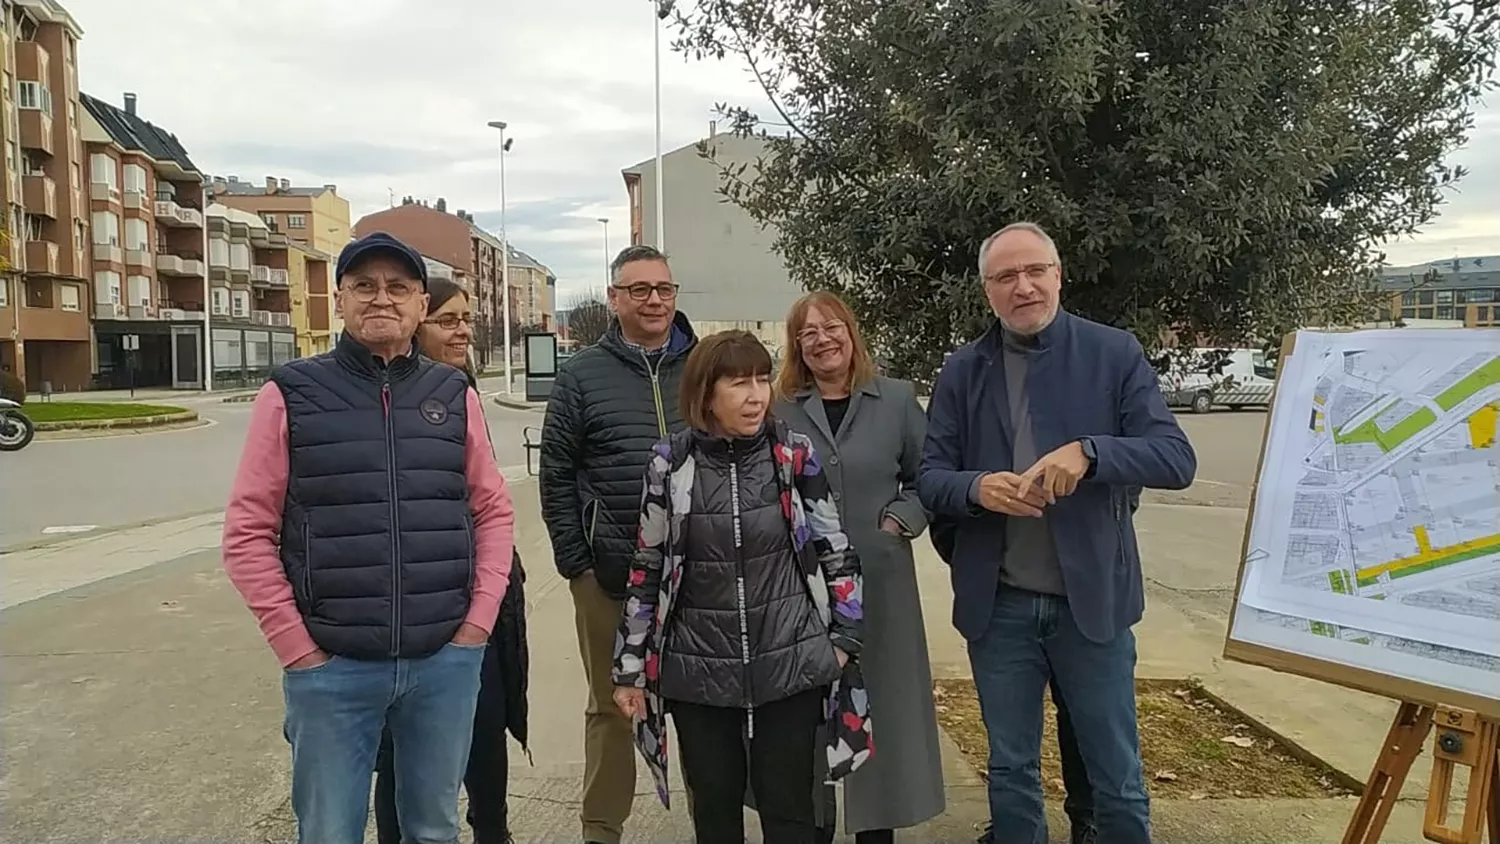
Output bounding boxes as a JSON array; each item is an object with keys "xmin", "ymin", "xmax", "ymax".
[
  {"xmin": 0, "ymin": 0, "xmax": 90, "ymax": 392},
  {"xmin": 81, "ymin": 91, "xmax": 210, "ymax": 389},
  {"xmin": 354, "ymin": 197, "xmax": 516, "ymax": 367},
  {"xmin": 211, "ymin": 174, "xmax": 351, "ymax": 258}
]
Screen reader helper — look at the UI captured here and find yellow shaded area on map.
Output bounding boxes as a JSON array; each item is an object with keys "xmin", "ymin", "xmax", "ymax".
[
  {"xmin": 1467, "ymin": 404, "xmax": 1498, "ymax": 449},
  {"xmin": 1356, "ymin": 528, "xmax": 1500, "ymax": 587}
]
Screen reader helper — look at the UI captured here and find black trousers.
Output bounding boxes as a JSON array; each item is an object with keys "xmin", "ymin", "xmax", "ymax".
[
  {"xmin": 674, "ymin": 688, "xmax": 825, "ymax": 844},
  {"xmin": 374, "ymin": 640, "xmax": 511, "ymax": 844}
]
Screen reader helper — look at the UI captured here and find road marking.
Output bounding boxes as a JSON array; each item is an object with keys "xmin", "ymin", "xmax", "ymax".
[{"xmin": 40, "ymin": 525, "xmax": 97, "ymax": 535}]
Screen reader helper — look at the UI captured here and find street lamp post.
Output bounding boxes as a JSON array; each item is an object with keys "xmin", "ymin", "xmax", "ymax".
[
  {"xmin": 486, "ymin": 120, "xmax": 514, "ymax": 394},
  {"xmin": 653, "ymin": 0, "xmax": 667, "ymax": 250},
  {"xmin": 596, "ymin": 217, "xmax": 609, "ymax": 289}
]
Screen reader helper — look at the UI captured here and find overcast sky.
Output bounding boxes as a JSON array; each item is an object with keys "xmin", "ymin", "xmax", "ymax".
[{"xmin": 69, "ymin": 0, "xmax": 1496, "ymax": 304}]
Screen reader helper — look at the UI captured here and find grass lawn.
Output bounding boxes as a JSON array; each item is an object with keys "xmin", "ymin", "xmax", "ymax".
[{"xmin": 23, "ymin": 402, "xmax": 188, "ymax": 423}]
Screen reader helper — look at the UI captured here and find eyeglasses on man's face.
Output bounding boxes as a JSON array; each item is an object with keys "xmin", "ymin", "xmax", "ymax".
[
  {"xmin": 346, "ymin": 278, "xmax": 421, "ymax": 304},
  {"xmin": 613, "ymin": 282, "xmax": 679, "ymax": 302},
  {"xmin": 983, "ymin": 262, "xmax": 1057, "ymax": 287},
  {"xmin": 424, "ymin": 314, "xmax": 473, "ymax": 330}
]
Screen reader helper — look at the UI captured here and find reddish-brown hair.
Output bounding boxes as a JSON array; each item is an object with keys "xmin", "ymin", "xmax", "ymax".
[
  {"xmin": 775, "ymin": 291, "xmax": 876, "ymax": 398},
  {"xmin": 679, "ymin": 330, "xmax": 774, "ymax": 431}
]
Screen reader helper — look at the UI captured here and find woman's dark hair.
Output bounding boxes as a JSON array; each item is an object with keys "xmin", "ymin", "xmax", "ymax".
[
  {"xmin": 425, "ymin": 277, "xmax": 467, "ymax": 315},
  {"xmin": 679, "ymin": 330, "xmax": 773, "ymax": 431}
]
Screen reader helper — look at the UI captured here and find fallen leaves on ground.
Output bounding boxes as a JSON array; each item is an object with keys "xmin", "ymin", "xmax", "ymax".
[{"xmin": 932, "ymin": 678, "xmax": 1357, "ymax": 800}]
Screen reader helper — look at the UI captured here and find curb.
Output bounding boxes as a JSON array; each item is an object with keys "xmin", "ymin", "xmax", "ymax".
[
  {"xmin": 0, "ymin": 506, "xmax": 224, "ymax": 556},
  {"xmin": 33, "ymin": 409, "xmax": 199, "ymax": 432},
  {"xmin": 490, "ymin": 395, "xmax": 543, "ymax": 412},
  {"xmin": 219, "ymin": 393, "xmax": 258, "ymax": 404}
]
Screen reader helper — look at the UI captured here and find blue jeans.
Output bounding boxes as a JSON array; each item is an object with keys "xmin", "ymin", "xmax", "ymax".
[
  {"xmin": 282, "ymin": 642, "xmax": 487, "ymax": 844},
  {"xmin": 968, "ymin": 586, "xmax": 1149, "ymax": 844}
]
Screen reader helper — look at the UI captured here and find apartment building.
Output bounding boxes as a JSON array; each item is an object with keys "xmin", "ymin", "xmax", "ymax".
[
  {"xmin": 506, "ymin": 244, "xmax": 556, "ymax": 330},
  {"xmin": 211, "ymin": 174, "xmax": 350, "ymax": 257},
  {"xmin": 622, "ymin": 129, "xmax": 802, "ymax": 356},
  {"xmin": 1380, "ymin": 255, "xmax": 1500, "ymax": 327},
  {"xmin": 205, "ymin": 202, "xmax": 296, "ymax": 387},
  {"xmin": 353, "ymin": 196, "xmax": 513, "ymax": 366},
  {"xmin": 80, "ymin": 92, "xmax": 210, "ymax": 389},
  {"xmin": 0, "ymin": 0, "xmax": 89, "ymax": 392},
  {"xmin": 287, "ymin": 239, "xmax": 333, "ymax": 357}
]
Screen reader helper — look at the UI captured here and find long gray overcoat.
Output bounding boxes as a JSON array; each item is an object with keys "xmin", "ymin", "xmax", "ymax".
[{"xmin": 775, "ymin": 375, "xmax": 946, "ymax": 833}]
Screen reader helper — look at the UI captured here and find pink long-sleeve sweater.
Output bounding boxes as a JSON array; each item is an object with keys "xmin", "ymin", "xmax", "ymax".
[{"xmin": 221, "ymin": 383, "xmax": 514, "ymax": 667}]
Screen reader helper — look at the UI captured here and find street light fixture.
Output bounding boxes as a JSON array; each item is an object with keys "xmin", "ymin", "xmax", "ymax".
[
  {"xmin": 486, "ymin": 120, "xmax": 514, "ymax": 394},
  {"xmin": 596, "ymin": 217, "xmax": 610, "ymax": 290}
]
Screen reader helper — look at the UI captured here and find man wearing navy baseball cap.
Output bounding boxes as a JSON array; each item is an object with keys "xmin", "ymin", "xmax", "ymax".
[{"xmin": 223, "ymin": 229, "xmax": 516, "ymax": 843}]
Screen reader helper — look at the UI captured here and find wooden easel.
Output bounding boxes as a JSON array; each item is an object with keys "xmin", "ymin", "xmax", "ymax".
[{"xmin": 1342, "ymin": 703, "xmax": 1500, "ymax": 844}]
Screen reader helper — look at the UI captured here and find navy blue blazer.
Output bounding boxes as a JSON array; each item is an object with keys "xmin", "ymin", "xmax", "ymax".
[{"xmin": 919, "ymin": 311, "xmax": 1196, "ymax": 644}]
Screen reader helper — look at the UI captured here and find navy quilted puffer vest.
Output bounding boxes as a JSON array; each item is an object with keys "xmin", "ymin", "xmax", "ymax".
[{"xmin": 273, "ymin": 332, "xmax": 474, "ymax": 660}]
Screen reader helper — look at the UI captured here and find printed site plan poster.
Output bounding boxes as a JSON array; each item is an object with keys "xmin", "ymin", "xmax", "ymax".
[{"xmin": 1232, "ymin": 329, "xmax": 1500, "ymax": 701}]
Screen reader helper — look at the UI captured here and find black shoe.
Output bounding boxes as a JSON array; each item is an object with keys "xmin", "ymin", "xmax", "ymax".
[{"xmin": 1071, "ymin": 824, "xmax": 1098, "ymax": 844}]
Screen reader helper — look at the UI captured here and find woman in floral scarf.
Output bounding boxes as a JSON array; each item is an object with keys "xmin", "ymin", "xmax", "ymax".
[{"xmin": 611, "ymin": 330, "xmax": 872, "ymax": 844}]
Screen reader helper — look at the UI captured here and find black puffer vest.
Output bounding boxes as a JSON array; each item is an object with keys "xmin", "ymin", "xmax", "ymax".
[
  {"xmin": 274, "ymin": 332, "xmax": 473, "ymax": 661},
  {"xmin": 658, "ymin": 428, "xmax": 841, "ymax": 709}
]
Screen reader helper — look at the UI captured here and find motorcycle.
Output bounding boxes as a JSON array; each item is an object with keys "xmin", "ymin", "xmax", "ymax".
[{"xmin": 0, "ymin": 397, "xmax": 35, "ymax": 451}]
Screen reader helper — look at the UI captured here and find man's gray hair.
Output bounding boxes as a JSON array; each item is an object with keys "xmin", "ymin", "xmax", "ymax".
[
  {"xmin": 609, "ymin": 244, "xmax": 670, "ymax": 285},
  {"xmin": 977, "ymin": 222, "xmax": 1060, "ymax": 276}
]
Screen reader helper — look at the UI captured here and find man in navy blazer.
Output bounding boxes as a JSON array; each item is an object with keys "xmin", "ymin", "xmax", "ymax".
[{"xmin": 920, "ymin": 222, "xmax": 1196, "ymax": 844}]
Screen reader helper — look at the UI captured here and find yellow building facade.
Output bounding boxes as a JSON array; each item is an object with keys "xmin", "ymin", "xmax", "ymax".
[{"xmin": 286, "ymin": 241, "xmax": 334, "ymax": 357}]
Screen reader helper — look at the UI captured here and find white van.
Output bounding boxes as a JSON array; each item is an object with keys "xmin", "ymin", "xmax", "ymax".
[{"xmin": 1159, "ymin": 348, "xmax": 1276, "ymax": 413}]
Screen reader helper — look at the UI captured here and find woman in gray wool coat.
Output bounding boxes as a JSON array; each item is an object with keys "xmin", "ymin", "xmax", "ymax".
[{"xmin": 764, "ymin": 291, "xmax": 946, "ymax": 843}]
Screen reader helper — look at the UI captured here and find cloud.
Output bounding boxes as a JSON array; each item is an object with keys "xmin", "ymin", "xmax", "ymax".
[{"xmin": 68, "ymin": 0, "xmax": 1495, "ymax": 304}]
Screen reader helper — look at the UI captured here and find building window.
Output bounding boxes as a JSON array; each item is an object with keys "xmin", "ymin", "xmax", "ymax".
[
  {"xmin": 230, "ymin": 242, "xmax": 249, "ymax": 270},
  {"xmin": 89, "ymin": 152, "xmax": 117, "ymax": 188},
  {"xmin": 1436, "ymin": 289, "xmax": 1454, "ymax": 304},
  {"xmin": 211, "ymin": 287, "xmax": 230, "ymax": 316},
  {"xmin": 259, "ymin": 212, "xmax": 276, "ymax": 227},
  {"xmin": 93, "ymin": 271, "xmax": 120, "ymax": 306},
  {"xmin": 59, "ymin": 283, "xmax": 81, "ymax": 312},
  {"xmin": 124, "ymin": 217, "xmax": 148, "ymax": 251},
  {"xmin": 286, "ymin": 214, "xmax": 306, "ymax": 229},
  {"xmin": 209, "ymin": 237, "xmax": 229, "ymax": 267},
  {"xmin": 17, "ymin": 81, "xmax": 51, "ymax": 116},
  {"xmin": 0, "ymin": 277, "xmax": 7, "ymax": 307},
  {"xmin": 231, "ymin": 289, "xmax": 250, "ymax": 317},
  {"xmin": 91, "ymin": 211, "xmax": 120, "ymax": 246},
  {"xmin": 123, "ymin": 163, "xmax": 147, "ymax": 195},
  {"xmin": 74, "ymin": 219, "xmax": 85, "ymax": 250},
  {"xmin": 127, "ymin": 274, "xmax": 150, "ymax": 307},
  {"xmin": 1469, "ymin": 288, "xmax": 1495, "ymax": 303},
  {"xmin": 1435, "ymin": 306, "xmax": 1454, "ymax": 320}
]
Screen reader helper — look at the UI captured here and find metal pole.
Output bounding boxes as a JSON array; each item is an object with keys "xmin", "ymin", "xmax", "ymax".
[
  {"xmin": 202, "ymin": 190, "xmax": 214, "ymax": 391},
  {"xmin": 499, "ymin": 128, "xmax": 513, "ymax": 395},
  {"xmin": 653, "ymin": 1, "xmax": 665, "ymax": 251}
]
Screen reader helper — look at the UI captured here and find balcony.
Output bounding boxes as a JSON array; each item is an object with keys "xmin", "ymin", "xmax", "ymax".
[
  {"xmin": 156, "ymin": 253, "xmax": 205, "ymax": 277},
  {"xmin": 125, "ymin": 248, "xmax": 151, "ymax": 267},
  {"xmin": 91, "ymin": 181, "xmax": 121, "ymax": 202},
  {"xmin": 95, "ymin": 302, "xmax": 125, "ymax": 320},
  {"xmin": 175, "ymin": 206, "xmax": 203, "ymax": 227},
  {"xmin": 252, "ymin": 309, "xmax": 271, "ymax": 325},
  {"xmin": 93, "ymin": 243, "xmax": 123, "ymax": 264},
  {"xmin": 154, "ymin": 198, "xmax": 180, "ymax": 223},
  {"xmin": 25, "ymin": 240, "xmax": 58, "ymax": 275},
  {"xmin": 251, "ymin": 264, "xmax": 271, "ymax": 284},
  {"xmin": 15, "ymin": 40, "xmax": 48, "ymax": 81},
  {"xmin": 127, "ymin": 304, "xmax": 154, "ymax": 320},
  {"xmin": 19, "ymin": 110, "xmax": 53, "ymax": 155},
  {"xmin": 157, "ymin": 300, "xmax": 206, "ymax": 321},
  {"xmin": 269, "ymin": 268, "xmax": 289, "ymax": 287},
  {"xmin": 22, "ymin": 173, "xmax": 56, "ymax": 218}
]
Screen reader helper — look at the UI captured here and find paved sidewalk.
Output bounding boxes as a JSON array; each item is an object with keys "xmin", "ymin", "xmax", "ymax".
[{"xmin": 0, "ymin": 481, "xmax": 1438, "ymax": 842}]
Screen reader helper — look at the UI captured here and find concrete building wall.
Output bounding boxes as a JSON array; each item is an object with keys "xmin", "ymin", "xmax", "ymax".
[{"xmin": 624, "ymin": 134, "xmax": 803, "ymax": 327}]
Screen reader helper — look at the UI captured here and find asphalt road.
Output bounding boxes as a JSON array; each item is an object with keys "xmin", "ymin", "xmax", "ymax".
[{"xmin": 0, "ymin": 391, "xmax": 545, "ymax": 548}]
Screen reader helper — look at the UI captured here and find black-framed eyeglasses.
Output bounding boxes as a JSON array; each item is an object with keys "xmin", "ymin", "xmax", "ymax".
[
  {"xmin": 424, "ymin": 314, "xmax": 473, "ymax": 330},
  {"xmin": 346, "ymin": 278, "xmax": 420, "ymax": 304},
  {"xmin": 612, "ymin": 282, "xmax": 679, "ymax": 302},
  {"xmin": 983, "ymin": 262, "xmax": 1057, "ymax": 286}
]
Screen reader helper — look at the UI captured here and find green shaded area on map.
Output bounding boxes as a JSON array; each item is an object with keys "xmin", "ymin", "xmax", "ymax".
[
  {"xmin": 1327, "ymin": 570, "xmax": 1353, "ymax": 594},
  {"xmin": 1434, "ymin": 356, "xmax": 1500, "ymax": 411},
  {"xmin": 1334, "ymin": 400, "xmax": 1436, "ymax": 453},
  {"xmin": 1354, "ymin": 538, "xmax": 1500, "ymax": 588}
]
